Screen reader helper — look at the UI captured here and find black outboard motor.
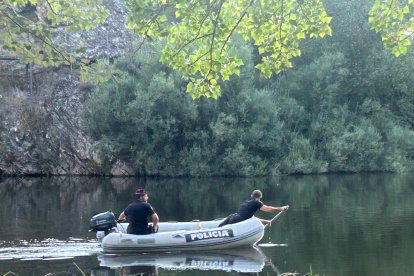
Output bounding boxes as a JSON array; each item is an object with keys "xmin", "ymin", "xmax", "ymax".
[{"xmin": 89, "ymin": 211, "xmax": 117, "ymax": 235}]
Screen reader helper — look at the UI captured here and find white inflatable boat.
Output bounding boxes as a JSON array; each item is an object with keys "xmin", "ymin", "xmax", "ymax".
[
  {"xmin": 98, "ymin": 246, "xmax": 267, "ymax": 273},
  {"xmin": 99, "ymin": 217, "xmax": 264, "ymax": 253}
]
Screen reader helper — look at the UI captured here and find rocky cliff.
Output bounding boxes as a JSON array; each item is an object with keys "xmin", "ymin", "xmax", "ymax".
[{"xmin": 0, "ymin": 0, "xmax": 136, "ymax": 176}]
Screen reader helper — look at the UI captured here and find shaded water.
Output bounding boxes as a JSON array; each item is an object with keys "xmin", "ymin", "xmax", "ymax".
[{"xmin": 0, "ymin": 174, "xmax": 413, "ymax": 275}]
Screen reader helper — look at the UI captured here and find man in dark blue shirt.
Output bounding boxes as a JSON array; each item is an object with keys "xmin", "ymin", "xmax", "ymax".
[
  {"xmin": 219, "ymin": 190, "xmax": 289, "ymax": 227},
  {"xmin": 118, "ymin": 188, "xmax": 159, "ymax": 235}
]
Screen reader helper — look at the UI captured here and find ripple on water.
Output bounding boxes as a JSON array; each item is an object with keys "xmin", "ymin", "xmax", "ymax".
[{"xmin": 0, "ymin": 238, "xmax": 101, "ymax": 260}]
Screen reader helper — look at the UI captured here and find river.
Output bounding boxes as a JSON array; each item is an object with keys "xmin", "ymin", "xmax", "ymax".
[{"xmin": 0, "ymin": 174, "xmax": 413, "ymax": 275}]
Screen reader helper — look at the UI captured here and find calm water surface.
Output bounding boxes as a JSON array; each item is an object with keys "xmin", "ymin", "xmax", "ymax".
[{"xmin": 0, "ymin": 174, "xmax": 413, "ymax": 275}]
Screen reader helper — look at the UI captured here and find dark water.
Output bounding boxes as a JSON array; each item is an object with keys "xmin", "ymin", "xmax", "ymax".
[{"xmin": 0, "ymin": 174, "xmax": 413, "ymax": 275}]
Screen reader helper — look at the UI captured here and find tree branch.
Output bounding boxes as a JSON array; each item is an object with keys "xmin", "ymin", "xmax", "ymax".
[{"xmin": 220, "ymin": 0, "xmax": 255, "ymax": 54}]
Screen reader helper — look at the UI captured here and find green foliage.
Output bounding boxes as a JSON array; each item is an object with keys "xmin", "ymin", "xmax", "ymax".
[
  {"xmin": 80, "ymin": 60, "xmax": 125, "ymax": 86},
  {"xmin": 383, "ymin": 125, "xmax": 414, "ymax": 172},
  {"xmin": 125, "ymin": 0, "xmax": 332, "ymax": 98},
  {"xmin": 326, "ymin": 120, "xmax": 384, "ymax": 172},
  {"xmin": 220, "ymin": 143, "xmax": 266, "ymax": 176},
  {"xmin": 361, "ymin": 51, "xmax": 414, "ymax": 127},
  {"xmin": 84, "ymin": 47, "xmax": 288, "ymax": 176},
  {"xmin": 322, "ymin": 0, "xmax": 380, "ymax": 58},
  {"xmin": 2, "ymin": 0, "xmax": 414, "ymax": 99},
  {"xmin": 84, "ymin": 51, "xmax": 199, "ymax": 175},
  {"xmin": 82, "ymin": 0, "xmax": 414, "ymax": 176},
  {"xmin": 178, "ymin": 145, "xmax": 214, "ymax": 176},
  {"xmin": 281, "ymin": 135, "xmax": 328, "ymax": 174},
  {"xmin": 369, "ymin": 0, "xmax": 414, "ymax": 57},
  {"xmin": 0, "ymin": 0, "xmax": 108, "ymax": 66}
]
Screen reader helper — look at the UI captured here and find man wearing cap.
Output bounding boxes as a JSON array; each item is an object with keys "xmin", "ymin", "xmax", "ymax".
[
  {"xmin": 219, "ymin": 189, "xmax": 289, "ymax": 227},
  {"xmin": 118, "ymin": 188, "xmax": 159, "ymax": 235}
]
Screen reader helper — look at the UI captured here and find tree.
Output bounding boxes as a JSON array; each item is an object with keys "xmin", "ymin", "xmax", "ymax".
[
  {"xmin": 1, "ymin": 0, "xmax": 413, "ymax": 98},
  {"xmin": 0, "ymin": 0, "xmax": 108, "ymax": 66},
  {"xmin": 126, "ymin": 0, "xmax": 332, "ymax": 98},
  {"xmin": 369, "ymin": 0, "xmax": 414, "ymax": 57}
]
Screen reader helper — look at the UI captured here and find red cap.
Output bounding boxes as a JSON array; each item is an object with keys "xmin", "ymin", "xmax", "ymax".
[{"xmin": 135, "ymin": 188, "xmax": 147, "ymax": 195}]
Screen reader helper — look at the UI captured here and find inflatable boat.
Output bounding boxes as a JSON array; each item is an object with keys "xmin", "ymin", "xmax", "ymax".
[
  {"xmin": 90, "ymin": 212, "xmax": 265, "ymax": 253},
  {"xmin": 98, "ymin": 247, "xmax": 267, "ymax": 273}
]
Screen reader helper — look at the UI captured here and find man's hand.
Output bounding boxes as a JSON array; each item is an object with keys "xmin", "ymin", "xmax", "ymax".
[
  {"xmin": 260, "ymin": 219, "xmax": 271, "ymax": 226},
  {"xmin": 117, "ymin": 211, "xmax": 126, "ymax": 222},
  {"xmin": 280, "ymin": 205, "xmax": 289, "ymax": 211},
  {"xmin": 151, "ymin": 225, "xmax": 159, "ymax": 233}
]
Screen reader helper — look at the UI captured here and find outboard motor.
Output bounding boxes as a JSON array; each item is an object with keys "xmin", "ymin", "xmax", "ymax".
[{"xmin": 89, "ymin": 211, "xmax": 117, "ymax": 235}]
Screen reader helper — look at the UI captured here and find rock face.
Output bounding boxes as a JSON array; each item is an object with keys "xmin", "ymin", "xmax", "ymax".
[
  {"xmin": 1, "ymin": 69, "xmax": 102, "ymax": 175},
  {"xmin": 0, "ymin": 0, "xmax": 137, "ymax": 176},
  {"xmin": 53, "ymin": 0, "xmax": 136, "ymax": 61}
]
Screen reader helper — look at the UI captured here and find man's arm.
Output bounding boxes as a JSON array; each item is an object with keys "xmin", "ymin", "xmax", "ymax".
[
  {"xmin": 118, "ymin": 211, "xmax": 126, "ymax": 222},
  {"xmin": 151, "ymin": 213, "xmax": 159, "ymax": 232},
  {"xmin": 260, "ymin": 205, "xmax": 289, "ymax": 212}
]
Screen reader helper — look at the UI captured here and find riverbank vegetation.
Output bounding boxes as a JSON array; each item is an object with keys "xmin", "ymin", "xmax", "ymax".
[
  {"xmin": 1, "ymin": 0, "xmax": 414, "ymax": 176},
  {"xmin": 83, "ymin": 0, "xmax": 414, "ymax": 176}
]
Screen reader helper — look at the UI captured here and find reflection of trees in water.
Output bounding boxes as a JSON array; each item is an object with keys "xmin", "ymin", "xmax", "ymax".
[
  {"xmin": 0, "ymin": 176, "xmax": 285, "ymax": 239},
  {"xmin": 1, "ymin": 174, "xmax": 413, "ymax": 253},
  {"xmin": 0, "ymin": 177, "xmax": 125, "ymax": 239},
  {"xmin": 277, "ymin": 173, "xmax": 414, "ymax": 218},
  {"xmin": 144, "ymin": 177, "xmax": 282, "ymax": 221},
  {"xmin": 271, "ymin": 173, "xmax": 414, "ymax": 276}
]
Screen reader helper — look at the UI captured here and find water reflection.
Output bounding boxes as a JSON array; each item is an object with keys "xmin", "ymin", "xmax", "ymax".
[
  {"xmin": 0, "ymin": 176, "xmax": 276, "ymax": 241},
  {"xmin": 0, "ymin": 238, "xmax": 100, "ymax": 260},
  {"xmin": 0, "ymin": 174, "xmax": 413, "ymax": 275},
  {"xmin": 0, "ymin": 255, "xmax": 98, "ymax": 276},
  {"xmin": 96, "ymin": 247, "xmax": 268, "ymax": 274}
]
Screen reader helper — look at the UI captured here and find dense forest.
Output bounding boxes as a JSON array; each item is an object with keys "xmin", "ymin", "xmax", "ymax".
[
  {"xmin": 1, "ymin": 0, "xmax": 414, "ymax": 176},
  {"xmin": 82, "ymin": 0, "xmax": 414, "ymax": 176}
]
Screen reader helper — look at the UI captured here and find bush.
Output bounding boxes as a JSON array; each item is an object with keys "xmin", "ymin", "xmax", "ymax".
[{"xmin": 326, "ymin": 120, "xmax": 384, "ymax": 172}]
